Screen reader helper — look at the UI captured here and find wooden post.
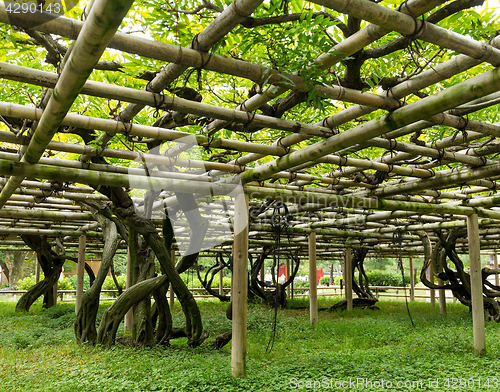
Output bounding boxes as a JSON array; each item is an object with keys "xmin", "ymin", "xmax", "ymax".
[
  {"xmin": 35, "ymin": 255, "xmax": 40, "ymax": 284},
  {"xmin": 410, "ymin": 257, "xmax": 415, "ymax": 302},
  {"xmin": 308, "ymin": 231, "xmax": 318, "ymax": 326},
  {"xmin": 495, "ymin": 254, "xmax": 499, "ymax": 287},
  {"xmin": 219, "ymin": 258, "xmax": 224, "ymax": 296},
  {"xmin": 53, "ymin": 245, "xmax": 60, "ymax": 306},
  {"xmin": 428, "ymin": 258, "xmax": 436, "ymax": 307},
  {"xmin": 231, "ymin": 193, "xmax": 249, "ymax": 378},
  {"xmin": 124, "ymin": 247, "xmax": 133, "ymax": 331},
  {"xmin": 345, "ymin": 248, "xmax": 353, "ymax": 311},
  {"xmin": 75, "ymin": 234, "xmax": 86, "ymax": 314},
  {"xmin": 170, "ymin": 249, "xmax": 175, "ymax": 308},
  {"xmin": 286, "ymin": 256, "xmax": 290, "ymax": 298},
  {"xmin": 437, "ymin": 250, "xmax": 447, "ymax": 315},
  {"xmin": 260, "ymin": 257, "xmax": 265, "ymax": 304},
  {"xmin": 467, "ymin": 214, "xmax": 486, "ymax": 356}
]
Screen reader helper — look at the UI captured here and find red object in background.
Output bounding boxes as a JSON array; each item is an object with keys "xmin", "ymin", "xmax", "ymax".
[
  {"xmin": 278, "ymin": 263, "xmax": 286, "ymax": 279},
  {"xmin": 317, "ymin": 269, "xmax": 324, "ymax": 285}
]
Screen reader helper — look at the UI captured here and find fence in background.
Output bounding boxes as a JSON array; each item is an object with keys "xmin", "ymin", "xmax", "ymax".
[{"xmin": 0, "ymin": 285, "xmax": 453, "ymax": 303}]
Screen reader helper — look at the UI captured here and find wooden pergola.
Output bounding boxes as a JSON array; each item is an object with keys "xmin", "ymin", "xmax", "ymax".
[{"xmin": 1, "ymin": 0, "xmax": 499, "ymax": 376}]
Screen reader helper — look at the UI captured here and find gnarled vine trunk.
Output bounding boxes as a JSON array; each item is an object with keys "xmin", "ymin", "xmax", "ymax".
[
  {"xmin": 74, "ymin": 201, "xmax": 123, "ymax": 344},
  {"xmin": 418, "ymin": 230, "xmax": 500, "ymax": 321},
  {"xmin": 16, "ymin": 236, "xmax": 66, "ymax": 311}
]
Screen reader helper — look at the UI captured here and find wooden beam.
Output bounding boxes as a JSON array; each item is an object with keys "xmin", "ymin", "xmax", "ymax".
[
  {"xmin": 495, "ymin": 254, "xmax": 499, "ymax": 287},
  {"xmin": 308, "ymin": 231, "xmax": 318, "ymax": 325},
  {"xmin": 437, "ymin": 250, "xmax": 447, "ymax": 315},
  {"xmin": 428, "ymin": 258, "xmax": 435, "ymax": 307},
  {"xmin": 124, "ymin": 247, "xmax": 133, "ymax": 331},
  {"xmin": 75, "ymin": 234, "xmax": 86, "ymax": 314},
  {"xmin": 345, "ymin": 248, "xmax": 353, "ymax": 311},
  {"xmin": 468, "ymin": 213, "xmax": 486, "ymax": 356},
  {"xmin": 170, "ymin": 249, "xmax": 176, "ymax": 308},
  {"xmin": 410, "ymin": 257, "xmax": 415, "ymax": 302},
  {"xmin": 231, "ymin": 193, "xmax": 249, "ymax": 378}
]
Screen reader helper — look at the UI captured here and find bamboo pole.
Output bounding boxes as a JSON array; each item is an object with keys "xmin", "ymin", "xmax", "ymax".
[
  {"xmin": 312, "ymin": 0, "xmax": 500, "ymax": 66},
  {"xmin": 0, "ymin": 0, "xmax": 135, "ymax": 209},
  {"xmin": 362, "ymin": 160, "xmax": 500, "ymax": 200},
  {"xmin": 238, "ymin": 66, "xmax": 500, "ymax": 185},
  {"xmin": 468, "ymin": 214, "xmax": 486, "ymax": 356},
  {"xmin": 0, "ymin": 226, "xmax": 102, "ymax": 237},
  {"xmin": 75, "ymin": 235, "xmax": 86, "ymax": 313},
  {"xmin": 6, "ymin": 155, "xmax": 500, "ymax": 220},
  {"xmin": 115, "ymin": 0, "xmax": 264, "ymax": 123},
  {"xmin": 231, "ymin": 193, "xmax": 249, "ymax": 378},
  {"xmin": 0, "ymin": 146, "xmax": 240, "ymax": 178},
  {"xmin": 0, "ymin": 108, "xmax": 285, "ymax": 160},
  {"xmin": 208, "ymin": 0, "xmax": 498, "ymax": 178},
  {"xmin": 202, "ymin": 0, "xmax": 442, "ymax": 153},
  {"xmin": 244, "ymin": 186, "xmax": 500, "ymax": 219},
  {"xmin": 0, "ymin": 178, "xmax": 94, "ymax": 194},
  {"xmin": 0, "ymin": 208, "xmax": 94, "ymax": 221},
  {"xmin": 0, "ymin": 158, "xmax": 240, "ymax": 194},
  {"xmin": 233, "ymin": 62, "xmax": 500, "ymax": 189},
  {"xmin": 0, "ymin": 65, "xmax": 333, "ymax": 139},
  {"xmin": 345, "ymin": 248, "xmax": 353, "ymax": 311},
  {"xmin": 308, "ymin": 231, "xmax": 318, "ymax": 325},
  {"xmin": 0, "ymin": 4, "xmax": 287, "ymax": 87}
]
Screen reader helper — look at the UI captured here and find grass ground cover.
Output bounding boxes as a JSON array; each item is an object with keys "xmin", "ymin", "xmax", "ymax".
[{"xmin": 0, "ymin": 298, "xmax": 499, "ymax": 391}]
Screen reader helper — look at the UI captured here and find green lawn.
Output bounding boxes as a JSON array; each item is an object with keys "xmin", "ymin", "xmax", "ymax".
[{"xmin": 0, "ymin": 298, "xmax": 499, "ymax": 391}]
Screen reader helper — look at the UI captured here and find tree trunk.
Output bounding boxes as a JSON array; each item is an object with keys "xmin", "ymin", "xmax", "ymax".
[
  {"xmin": 16, "ymin": 236, "xmax": 64, "ymax": 311},
  {"xmin": 16, "ymin": 262, "xmax": 62, "ymax": 311},
  {"xmin": 0, "ymin": 255, "xmax": 9, "ymax": 284},
  {"xmin": 74, "ymin": 201, "xmax": 122, "ymax": 344},
  {"xmin": 97, "ymin": 275, "xmax": 168, "ymax": 347},
  {"xmin": 152, "ymin": 281, "xmax": 173, "ymax": 345},
  {"xmin": 9, "ymin": 251, "xmax": 26, "ymax": 290},
  {"xmin": 132, "ymin": 242, "xmax": 155, "ymax": 348},
  {"xmin": 113, "ymin": 205, "xmax": 204, "ymax": 347}
]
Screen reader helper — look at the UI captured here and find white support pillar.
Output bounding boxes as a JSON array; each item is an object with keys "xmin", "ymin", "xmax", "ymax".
[
  {"xmin": 308, "ymin": 231, "xmax": 318, "ymax": 326},
  {"xmin": 124, "ymin": 247, "xmax": 133, "ymax": 331},
  {"xmin": 170, "ymin": 249, "xmax": 175, "ymax": 308},
  {"xmin": 231, "ymin": 193, "xmax": 249, "ymax": 378},
  {"xmin": 468, "ymin": 214, "xmax": 486, "ymax": 356},
  {"xmin": 495, "ymin": 254, "xmax": 499, "ymax": 287},
  {"xmin": 345, "ymin": 248, "xmax": 353, "ymax": 311},
  {"xmin": 410, "ymin": 257, "xmax": 415, "ymax": 302},
  {"xmin": 75, "ymin": 234, "xmax": 86, "ymax": 314}
]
